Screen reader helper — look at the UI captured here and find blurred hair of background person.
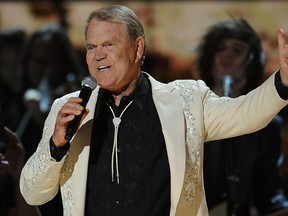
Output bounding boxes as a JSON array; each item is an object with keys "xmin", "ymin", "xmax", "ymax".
[
  {"xmin": 0, "ymin": 29, "xmax": 27, "ymax": 133},
  {"xmin": 15, "ymin": 23, "xmax": 85, "ymax": 216},
  {"xmin": 28, "ymin": 0, "xmax": 69, "ymax": 30},
  {"xmin": 196, "ymin": 18, "xmax": 288, "ymax": 216},
  {"xmin": 0, "ymin": 27, "xmax": 41, "ymax": 216},
  {"xmin": 18, "ymin": 23, "xmax": 85, "ymax": 158}
]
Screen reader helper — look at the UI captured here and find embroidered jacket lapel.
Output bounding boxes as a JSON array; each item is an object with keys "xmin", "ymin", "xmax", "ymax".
[{"xmin": 148, "ymin": 75, "xmax": 186, "ymax": 212}]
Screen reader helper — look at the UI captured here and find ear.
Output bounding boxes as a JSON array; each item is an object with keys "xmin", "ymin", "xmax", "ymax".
[{"xmin": 134, "ymin": 36, "xmax": 145, "ymax": 64}]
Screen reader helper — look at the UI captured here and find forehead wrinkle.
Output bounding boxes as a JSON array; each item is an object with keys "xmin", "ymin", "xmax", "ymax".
[{"xmin": 86, "ymin": 20, "xmax": 129, "ymax": 43}]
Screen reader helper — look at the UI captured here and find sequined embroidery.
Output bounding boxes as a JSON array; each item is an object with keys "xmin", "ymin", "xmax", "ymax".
[{"xmin": 174, "ymin": 80, "xmax": 201, "ymax": 207}]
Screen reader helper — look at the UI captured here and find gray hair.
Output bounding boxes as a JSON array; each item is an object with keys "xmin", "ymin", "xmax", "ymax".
[{"xmin": 85, "ymin": 5, "xmax": 147, "ymax": 56}]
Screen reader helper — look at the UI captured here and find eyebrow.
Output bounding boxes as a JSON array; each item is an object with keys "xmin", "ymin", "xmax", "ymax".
[{"xmin": 233, "ymin": 41, "xmax": 249, "ymax": 47}]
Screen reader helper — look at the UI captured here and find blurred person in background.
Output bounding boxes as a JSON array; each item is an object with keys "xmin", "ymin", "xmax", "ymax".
[
  {"xmin": 0, "ymin": 127, "xmax": 41, "ymax": 216},
  {"xmin": 0, "ymin": 28, "xmax": 41, "ymax": 216},
  {"xmin": 0, "ymin": 29, "xmax": 27, "ymax": 133},
  {"xmin": 17, "ymin": 23, "xmax": 85, "ymax": 216},
  {"xmin": 197, "ymin": 18, "xmax": 288, "ymax": 216},
  {"xmin": 19, "ymin": 23, "xmax": 85, "ymax": 159}
]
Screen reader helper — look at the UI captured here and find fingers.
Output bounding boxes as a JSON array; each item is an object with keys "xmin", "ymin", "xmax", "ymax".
[
  {"xmin": 278, "ymin": 29, "xmax": 288, "ymax": 86},
  {"xmin": 3, "ymin": 127, "xmax": 24, "ymax": 154},
  {"xmin": 277, "ymin": 28, "xmax": 286, "ymax": 51},
  {"xmin": 0, "ymin": 153, "xmax": 8, "ymax": 167},
  {"xmin": 278, "ymin": 28, "xmax": 288, "ymax": 61},
  {"xmin": 4, "ymin": 127, "xmax": 21, "ymax": 145},
  {"xmin": 278, "ymin": 29, "xmax": 288, "ymax": 63},
  {"xmin": 57, "ymin": 98, "xmax": 84, "ymax": 125},
  {"xmin": 0, "ymin": 128, "xmax": 25, "ymax": 173},
  {"xmin": 53, "ymin": 97, "xmax": 85, "ymax": 146},
  {"xmin": 0, "ymin": 159, "xmax": 9, "ymax": 173},
  {"xmin": 82, "ymin": 109, "xmax": 90, "ymax": 121}
]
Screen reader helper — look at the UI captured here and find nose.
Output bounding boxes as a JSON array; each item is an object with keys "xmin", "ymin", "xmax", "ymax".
[
  {"xmin": 221, "ymin": 48, "xmax": 234, "ymax": 59},
  {"xmin": 93, "ymin": 46, "xmax": 107, "ymax": 61}
]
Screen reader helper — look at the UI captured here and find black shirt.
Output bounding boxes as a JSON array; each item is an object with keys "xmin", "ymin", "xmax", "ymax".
[{"xmin": 85, "ymin": 73, "xmax": 171, "ymax": 216}]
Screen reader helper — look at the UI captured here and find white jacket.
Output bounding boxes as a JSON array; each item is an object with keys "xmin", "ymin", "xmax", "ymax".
[{"xmin": 20, "ymin": 72, "xmax": 288, "ymax": 216}]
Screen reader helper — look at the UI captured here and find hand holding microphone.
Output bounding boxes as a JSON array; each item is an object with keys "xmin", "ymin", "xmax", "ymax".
[
  {"xmin": 65, "ymin": 76, "xmax": 97, "ymax": 141},
  {"xmin": 52, "ymin": 76, "xmax": 97, "ymax": 146}
]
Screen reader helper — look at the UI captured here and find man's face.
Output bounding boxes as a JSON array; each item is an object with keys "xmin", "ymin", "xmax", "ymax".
[
  {"xmin": 213, "ymin": 38, "xmax": 251, "ymax": 81},
  {"xmin": 85, "ymin": 19, "xmax": 144, "ymax": 94}
]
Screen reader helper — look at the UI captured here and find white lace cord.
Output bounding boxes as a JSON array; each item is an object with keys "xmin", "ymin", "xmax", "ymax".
[
  {"xmin": 107, "ymin": 100, "xmax": 133, "ymax": 184},
  {"xmin": 111, "ymin": 117, "xmax": 120, "ymax": 183}
]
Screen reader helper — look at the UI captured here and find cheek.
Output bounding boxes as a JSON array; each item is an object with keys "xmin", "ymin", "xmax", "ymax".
[
  {"xmin": 86, "ymin": 54, "xmax": 97, "ymax": 71},
  {"xmin": 235, "ymin": 57, "xmax": 248, "ymax": 68},
  {"xmin": 213, "ymin": 55, "xmax": 222, "ymax": 67},
  {"xmin": 86, "ymin": 53, "xmax": 92, "ymax": 65}
]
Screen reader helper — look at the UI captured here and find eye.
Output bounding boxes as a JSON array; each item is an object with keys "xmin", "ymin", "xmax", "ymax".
[
  {"xmin": 105, "ymin": 43, "xmax": 116, "ymax": 50},
  {"xmin": 232, "ymin": 47, "xmax": 246, "ymax": 56},
  {"xmin": 86, "ymin": 45, "xmax": 96, "ymax": 51},
  {"xmin": 216, "ymin": 44, "xmax": 225, "ymax": 52}
]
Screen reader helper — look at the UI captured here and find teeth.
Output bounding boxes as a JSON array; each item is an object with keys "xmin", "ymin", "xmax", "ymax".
[{"xmin": 99, "ymin": 66, "xmax": 108, "ymax": 71}]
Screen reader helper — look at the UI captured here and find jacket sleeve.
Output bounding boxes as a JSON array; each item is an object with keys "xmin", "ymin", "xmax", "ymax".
[
  {"xmin": 19, "ymin": 94, "xmax": 72, "ymax": 205},
  {"xmin": 203, "ymin": 72, "xmax": 288, "ymax": 141}
]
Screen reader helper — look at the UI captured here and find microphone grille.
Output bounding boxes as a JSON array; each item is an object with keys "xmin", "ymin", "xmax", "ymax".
[
  {"xmin": 81, "ymin": 76, "xmax": 97, "ymax": 90},
  {"xmin": 223, "ymin": 75, "xmax": 233, "ymax": 83}
]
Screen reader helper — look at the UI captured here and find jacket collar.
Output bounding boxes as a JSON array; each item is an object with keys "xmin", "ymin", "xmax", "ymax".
[{"xmin": 72, "ymin": 73, "xmax": 186, "ymax": 212}]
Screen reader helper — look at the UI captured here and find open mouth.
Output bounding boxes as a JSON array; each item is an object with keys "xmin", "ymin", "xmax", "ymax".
[{"xmin": 98, "ymin": 65, "xmax": 110, "ymax": 71}]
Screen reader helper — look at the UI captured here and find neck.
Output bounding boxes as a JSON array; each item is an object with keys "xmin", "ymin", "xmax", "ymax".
[{"xmin": 112, "ymin": 76, "xmax": 139, "ymax": 106}]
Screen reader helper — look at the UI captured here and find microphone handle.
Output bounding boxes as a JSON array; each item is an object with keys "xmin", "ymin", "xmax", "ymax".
[
  {"xmin": 16, "ymin": 75, "xmax": 49, "ymax": 138},
  {"xmin": 223, "ymin": 75, "xmax": 233, "ymax": 97},
  {"xmin": 65, "ymin": 86, "xmax": 92, "ymax": 141}
]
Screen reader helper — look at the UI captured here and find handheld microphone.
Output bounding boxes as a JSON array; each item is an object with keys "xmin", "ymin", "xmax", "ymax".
[
  {"xmin": 223, "ymin": 75, "xmax": 233, "ymax": 97},
  {"xmin": 65, "ymin": 76, "xmax": 97, "ymax": 141}
]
